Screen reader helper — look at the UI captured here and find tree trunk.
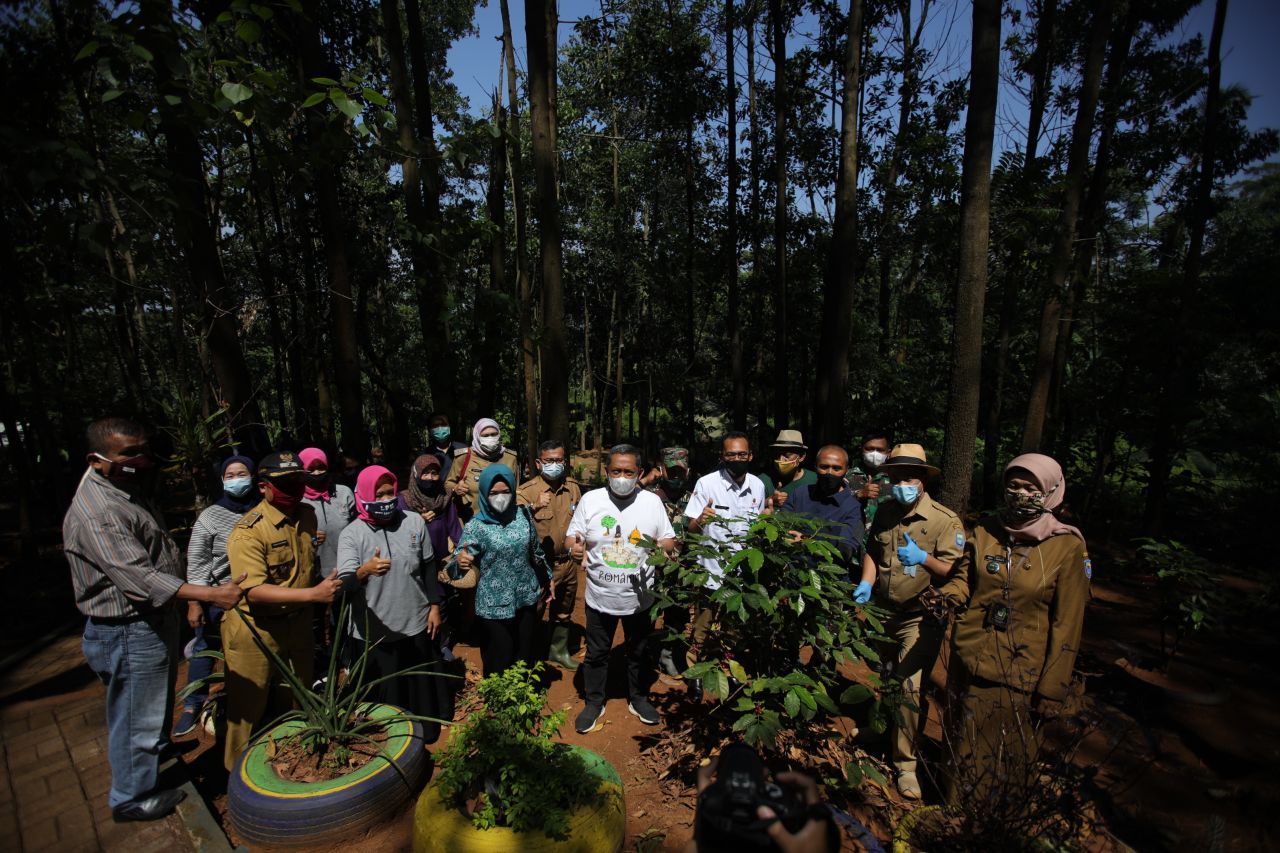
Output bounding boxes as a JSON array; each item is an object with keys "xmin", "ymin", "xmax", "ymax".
[
  {"xmin": 812, "ymin": 0, "xmax": 864, "ymax": 445},
  {"xmin": 747, "ymin": 15, "xmax": 769, "ymax": 444},
  {"xmin": 726, "ymin": 0, "xmax": 744, "ymax": 429},
  {"xmin": 1023, "ymin": 0, "xmax": 1058, "ymax": 171},
  {"xmin": 1020, "ymin": 0, "xmax": 1111, "ymax": 452},
  {"xmin": 938, "ymin": 0, "xmax": 1001, "ymax": 513},
  {"xmin": 769, "ymin": 0, "xmax": 789, "ymax": 429},
  {"xmin": 1144, "ymin": 0, "xmax": 1228, "ymax": 533},
  {"xmin": 526, "ymin": 0, "xmax": 569, "ymax": 443}
]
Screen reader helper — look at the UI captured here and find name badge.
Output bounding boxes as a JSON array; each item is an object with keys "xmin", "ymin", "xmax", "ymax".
[{"xmin": 270, "ymin": 539, "xmax": 289, "ymax": 549}]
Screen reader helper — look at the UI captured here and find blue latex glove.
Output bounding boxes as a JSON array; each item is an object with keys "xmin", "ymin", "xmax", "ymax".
[
  {"xmin": 897, "ymin": 533, "xmax": 928, "ymax": 577},
  {"xmin": 854, "ymin": 581, "xmax": 873, "ymax": 604}
]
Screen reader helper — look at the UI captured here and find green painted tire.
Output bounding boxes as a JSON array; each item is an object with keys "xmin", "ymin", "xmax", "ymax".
[
  {"xmin": 228, "ymin": 703, "xmax": 427, "ymax": 848},
  {"xmin": 412, "ymin": 745, "xmax": 625, "ymax": 853}
]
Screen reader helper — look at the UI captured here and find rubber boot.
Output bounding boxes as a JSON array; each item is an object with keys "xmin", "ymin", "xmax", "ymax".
[{"xmin": 548, "ymin": 623, "xmax": 580, "ymax": 670}]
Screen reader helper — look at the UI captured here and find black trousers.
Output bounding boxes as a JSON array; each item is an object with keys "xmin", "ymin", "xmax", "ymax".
[
  {"xmin": 583, "ymin": 605, "xmax": 652, "ymax": 706},
  {"xmin": 364, "ymin": 631, "xmax": 453, "ymax": 743},
  {"xmin": 477, "ymin": 605, "xmax": 539, "ymax": 677}
]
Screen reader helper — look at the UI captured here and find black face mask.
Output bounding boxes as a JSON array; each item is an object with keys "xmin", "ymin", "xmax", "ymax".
[
  {"xmin": 419, "ymin": 477, "xmax": 443, "ymax": 496},
  {"xmin": 306, "ymin": 472, "xmax": 330, "ymax": 490},
  {"xmin": 814, "ymin": 473, "xmax": 844, "ymax": 497},
  {"xmin": 662, "ymin": 477, "xmax": 687, "ymax": 495},
  {"xmin": 724, "ymin": 459, "xmax": 750, "ymax": 479}
]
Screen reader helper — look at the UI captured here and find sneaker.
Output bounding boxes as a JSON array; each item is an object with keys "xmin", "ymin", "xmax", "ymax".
[
  {"xmin": 897, "ymin": 770, "xmax": 922, "ymax": 800},
  {"xmin": 172, "ymin": 709, "xmax": 198, "ymax": 738},
  {"xmin": 628, "ymin": 697, "xmax": 660, "ymax": 725},
  {"xmin": 575, "ymin": 703, "xmax": 605, "ymax": 734}
]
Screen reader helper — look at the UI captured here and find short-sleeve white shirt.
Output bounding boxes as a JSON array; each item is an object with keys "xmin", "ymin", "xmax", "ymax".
[
  {"xmin": 683, "ymin": 469, "xmax": 766, "ymax": 589},
  {"xmin": 567, "ymin": 487, "xmax": 676, "ymax": 615}
]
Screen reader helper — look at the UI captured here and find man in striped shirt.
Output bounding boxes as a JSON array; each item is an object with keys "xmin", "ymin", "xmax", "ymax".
[{"xmin": 63, "ymin": 417, "xmax": 246, "ymax": 822}]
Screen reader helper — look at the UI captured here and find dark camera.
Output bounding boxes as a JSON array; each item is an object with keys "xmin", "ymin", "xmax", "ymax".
[{"xmin": 694, "ymin": 743, "xmax": 809, "ymax": 851}]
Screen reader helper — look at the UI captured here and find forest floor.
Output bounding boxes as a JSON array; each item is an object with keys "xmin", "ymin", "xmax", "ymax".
[{"xmin": 1, "ymin": 529, "xmax": 1278, "ymax": 851}]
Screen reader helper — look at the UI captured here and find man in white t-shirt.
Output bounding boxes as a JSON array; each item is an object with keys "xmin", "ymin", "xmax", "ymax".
[
  {"xmin": 566, "ymin": 444, "xmax": 676, "ymax": 733},
  {"xmin": 682, "ymin": 431, "xmax": 767, "ymax": 700}
]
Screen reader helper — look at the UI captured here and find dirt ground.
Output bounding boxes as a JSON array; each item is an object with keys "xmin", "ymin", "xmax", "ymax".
[{"xmin": 168, "ymin": 552, "xmax": 1280, "ymax": 852}]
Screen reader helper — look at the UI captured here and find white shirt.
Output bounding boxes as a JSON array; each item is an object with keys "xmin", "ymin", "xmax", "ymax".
[
  {"xmin": 567, "ymin": 487, "xmax": 676, "ymax": 616},
  {"xmin": 683, "ymin": 468, "xmax": 766, "ymax": 589}
]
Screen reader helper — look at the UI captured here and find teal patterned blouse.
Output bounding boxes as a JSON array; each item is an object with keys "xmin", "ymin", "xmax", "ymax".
[{"xmin": 457, "ymin": 508, "xmax": 548, "ymax": 620}]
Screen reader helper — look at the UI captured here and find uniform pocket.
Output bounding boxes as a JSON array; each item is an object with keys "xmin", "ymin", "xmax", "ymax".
[{"xmin": 266, "ymin": 550, "xmax": 295, "ymax": 582}]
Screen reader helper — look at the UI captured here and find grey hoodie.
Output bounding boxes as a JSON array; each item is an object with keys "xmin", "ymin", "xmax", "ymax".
[{"xmin": 336, "ymin": 510, "xmax": 438, "ymax": 641}]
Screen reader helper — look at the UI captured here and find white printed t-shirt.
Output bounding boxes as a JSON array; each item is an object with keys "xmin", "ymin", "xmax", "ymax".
[
  {"xmin": 683, "ymin": 468, "xmax": 766, "ymax": 589},
  {"xmin": 567, "ymin": 487, "xmax": 675, "ymax": 616}
]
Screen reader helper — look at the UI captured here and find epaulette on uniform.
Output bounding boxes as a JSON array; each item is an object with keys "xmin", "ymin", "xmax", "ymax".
[{"xmin": 237, "ymin": 509, "xmax": 264, "ymax": 528}]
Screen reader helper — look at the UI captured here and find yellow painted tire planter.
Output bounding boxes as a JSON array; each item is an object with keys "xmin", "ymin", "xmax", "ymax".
[
  {"xmin": 412, "ymin": 745, "xmax": 625, "ymax": 853},
  {"xmin": 228, "ymin": 703, "xmax": 427, "ymax": 848},
  {"xmin": 892, "ymin": 805, "xmax": 944, "ymax": 853}
]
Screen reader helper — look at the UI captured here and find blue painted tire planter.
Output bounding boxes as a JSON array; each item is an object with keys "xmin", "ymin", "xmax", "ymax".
[{"xmin": 228, "ymin": 703, "xmax": 427, "ymax": 848}]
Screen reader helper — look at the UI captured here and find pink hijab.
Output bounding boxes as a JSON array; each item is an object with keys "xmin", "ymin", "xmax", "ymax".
[
  {"xmin": 1002, "ymin": 453, "xmax": 1084, "ymax": 544},
  {"xmin": 354, "ymin": 465, "xmax": 398, "ymax": 524},
  {"xmin": 299, "ymin": 448, "xmax": 330, "ymax": 501},
  {"xmin": 470, "ymin": 417, "xmax": 503, "ymax": 459}
]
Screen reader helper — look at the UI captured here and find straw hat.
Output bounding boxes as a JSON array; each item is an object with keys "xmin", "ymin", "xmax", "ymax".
[
  {"xmin": 769, "ymin": 429, "xmax": 808, "ymax": 451},
  {"xmin": 878, "ymin": 443, "xmax": 940, "ymax": 476}
]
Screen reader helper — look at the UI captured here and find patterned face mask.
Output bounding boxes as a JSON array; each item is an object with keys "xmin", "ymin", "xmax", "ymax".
[{"xmin": 1003, "ymin": 489, "xmax": 1047, "ymax": 520}]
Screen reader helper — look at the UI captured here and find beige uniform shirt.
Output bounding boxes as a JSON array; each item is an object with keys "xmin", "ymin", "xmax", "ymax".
[
  {"xmin": 516, "ymin": 475, "xmax": 582, "ymax": 561},
  {"xmin": 444, "ymin": 448, "xmax": 520, "ymax": 515},
  {"xmin": 225, "ymin": 499, "xmax": 318, "ymax": 624},
  {"xmin": 865, "ymin": 493, "xmax": 966, "ymax": 607}
]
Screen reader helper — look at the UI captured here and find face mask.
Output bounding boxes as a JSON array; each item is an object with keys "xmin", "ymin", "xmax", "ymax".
[
  {"xmin": 862, "ymin": 450, "xmax": 887, "ymax": 469},
  {"xmin": 892, "ymin": 483, "xmax": 920, "ymax": 505},
  {"xmin": 1003, "ymin": 490, "xmax": 1046, "ymax": 520},
  {"xmin": 488, "ymin": 493, "xmax": 513, "ymax": 513},
  {"xmin": 478, "ymin": 435, "xmax": 501, "ymax": 454},
  {"xmin": 663, "ymin": 477, "xmax": 687, "ymax": 494},
  {"xmin": 419, "ymin": 477, "xmax": 443, "ymax": 496},
  {"xmin": 266, "ymin": 479, "xmax": 304, "ymax": 512},
  {"xmin": 608, "ymin": 476, "xmax": 638, "ymax": 497},
  {"xmin": 814, "ymin": 473, "xmax": 844, "ymax": 497},
  {"xmin": 363, "ymin": 498, "xmax": 399, "ymax": 522},
  {"xmin": 430, "ymin": 427, "xmax": 452, "ymax": 443},
  {"xmin": 305, "ymin": 471, "xmax": 329, "ymax": 489},
  {"xmin": 724, "ymin": 459, "xmax": 750, "ymax": 478},
  {"xmin": 541, "ymin": 462, "xmax": 566, "ymax": 481},
  {"xmin": 93, "ymin": 452, "xmax": 156, "ymax": 484},
  {"xmin": 775, "ymin": 459, "xmax": 798, "ymax": 476},
  {"xmin": 223, "ymin": 477, "xmax": 253, "ymax": 498}
]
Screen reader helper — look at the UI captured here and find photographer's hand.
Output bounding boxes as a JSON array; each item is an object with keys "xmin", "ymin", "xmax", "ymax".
[{"xmin": 758, "ymin": 772, "xmax": 827, "ymax": 853}]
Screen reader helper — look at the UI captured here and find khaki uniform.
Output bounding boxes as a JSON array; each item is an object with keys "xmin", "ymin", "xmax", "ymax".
[
  {"xmin": 942, "ymin": 516, "xmax": 1089, "ymax": 802},
  {"xmin": 516, "ymin": 474, "xmax": 582, "ymax": 620},
  {"xmin": 444, "ymin": 448, "xmax": 520, "ymax": 518},
  {"xmin": 864, "ymin": 494, "xmax": 966, "ymax": 774},
  {"xmin": 222, "ymin": 500, "xmax": 318, "ymax": 770}
]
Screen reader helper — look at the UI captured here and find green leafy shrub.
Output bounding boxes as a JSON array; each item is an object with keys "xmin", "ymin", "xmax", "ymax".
[
  {"xmin": 1135, "ymin": 537, "xmax": 1224, "ymax": 661},
  {"xmin": 434, "ymin": 662, "xmax": 601, "ymax": 838}
]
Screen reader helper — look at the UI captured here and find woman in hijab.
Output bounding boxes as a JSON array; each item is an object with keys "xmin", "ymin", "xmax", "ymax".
[
  {"xmin": 939, "ymin": 453, "xmax": 1090, "ymax": 803},
  {"xmin": 399, "ymin": 454, "xmax": 463, "ymax": 660},
  {"xmin": 454, "ymin": 464, "xmax": 551, "ymax": 676},
  {"xmin": 175, "ymin": 455, "xmax": 256, "ymax": 738},
  {"xmin": 299, "ymin": 448, "xmax": 357, "ymax": 575},
  {"xmin": 337, "ymin": 466, "xmax": 450, "ymax": 741},
  {"xmin": 444, "ymin": 417, "xmax": 519, "ymax": 520}
]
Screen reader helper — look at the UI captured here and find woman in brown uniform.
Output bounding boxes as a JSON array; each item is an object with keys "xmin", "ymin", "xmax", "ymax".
[{"xmin": 941, "ymin": 452, "xmax": 1090, "ymax": 803}]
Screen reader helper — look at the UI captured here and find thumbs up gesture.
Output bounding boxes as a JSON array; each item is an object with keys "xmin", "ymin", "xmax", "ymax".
[
  {"xmin": 897, "ymin": 533, "xmax": 928, "ymax": 575},
  {"xmin": 360, "ymin": 547, "xmax": 392, "ymax": 580},
  {"xmin": 569, "ymin": 534, "xmax": 585, "ymax": 562},
  {"xmin": 312, "ymin": 569, "xmax": 344, "ymax": 603}
]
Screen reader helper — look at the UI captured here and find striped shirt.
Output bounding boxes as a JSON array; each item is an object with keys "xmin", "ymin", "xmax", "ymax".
[
  {"xmin": 186, "ymin": 503, "xmax": 245, "ymax": 586},
  {"xmin": 62, "ymin": 468, "xmax": 185, "ymax": 618}
]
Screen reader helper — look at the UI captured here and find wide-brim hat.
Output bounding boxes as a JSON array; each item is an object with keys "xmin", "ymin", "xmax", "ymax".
[
  {"xmin": 879, "ymin": 443, "xmax": 940, "ymax": 476},
  {"xmin": 769, "ymin": 429, "xmax": 807, "ymax": 451}
]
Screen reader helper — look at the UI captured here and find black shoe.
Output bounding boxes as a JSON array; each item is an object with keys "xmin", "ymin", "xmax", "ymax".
[
  {"xmin": 687, "ymin": 677, "xmax": 703, "ymax": 703},
  {"xmin": 172, "ymin": 709, "xmax": 198, "ymax": 738},
  {"xmin": 575, "ymin": 703, "xmax": 605, "ymax": 734},
  {"xmin": 112, "ymin": 788, "xmax": 186, "ymax": 823},
  {"xmin": 628, "ymin": 697, "xmax": 660, "ymax": 725}
]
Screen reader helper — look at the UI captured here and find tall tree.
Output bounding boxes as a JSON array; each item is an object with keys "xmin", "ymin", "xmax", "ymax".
[
  {"xmin": 812, "ymin": 0, "xmax": 864, "ymax": 444},
  {"xmin": 726, "ymin": 0, "xmax": 744, "ymax": 429},
  {"xmin": 939, "ymin": 0, "xmax": 1001, "ymax": 511},
  {"xmin": 527, "ymin": 0, "xmax": 570, "ymax": 443},
  {"xmin": 769, "ymin": 0, "xmax": 789, "ymax": 429},
  {"xmin": 1021, "ymin": 0, "xmax": 1112, "ymax": 452},
  {"xmin": 480, "ymin": 86, "xmax": 507, "ymax": 417}
]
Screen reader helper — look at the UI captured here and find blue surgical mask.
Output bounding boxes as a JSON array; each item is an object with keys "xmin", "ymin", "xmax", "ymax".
[
  {"xmin": 363, "ymin": 498, "xmax": 399, "ymax": 522},
  {"xmin": 541, "ymin": 462, "xmax": 566, "ymax": 481},
  {"xmin": 892, "ymin": 484, "xmax": 920, "ymax": 505},
  {"xmin": 430, "ymin": 427, "xmax": 451, "ymax": 443},
  {"xmin": 223, "ymin": 477, "xmax": 253, "ymax": 498}
]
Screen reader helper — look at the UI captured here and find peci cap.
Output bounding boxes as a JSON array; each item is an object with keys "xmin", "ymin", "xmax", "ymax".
[
  {"xmin": 878, "ymin": 443, "xmax": 940, "ymax": 476},
  {"xmin": 258, "ymin": 450, "xmax": 307, "ymax": 480},
  {"xmin": 769, "ymin": 429, "xmax": 808, "ymax": 451}
]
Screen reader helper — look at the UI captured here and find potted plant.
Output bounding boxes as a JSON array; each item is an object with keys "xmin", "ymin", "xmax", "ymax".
[
  {"xmin": 413, "ymin": 662, "xmax": 625, "ymax": 852},
  {"xmin": 182, "ymin": 604, "xmax": 451, "ymax": 848}
]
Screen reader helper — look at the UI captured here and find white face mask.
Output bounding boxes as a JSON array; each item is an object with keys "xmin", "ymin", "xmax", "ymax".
[
  {"xmin": 862, "ymin": 450, "xmax": 888, "ymax": 469},
  {"xmin": 478, "ymin": 435, "xmax": 501, "ymax": 453},
  {"xmin": 608, "ymin": 476, "xmax": 638, "ymax": 497},
  {"xmin": 488, "ymin": 493, "xmax": 513, "ymax": 512}
]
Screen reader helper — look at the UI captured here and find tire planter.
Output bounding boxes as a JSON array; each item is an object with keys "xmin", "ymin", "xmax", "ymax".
[
  {"xmin": 229, "ymin": 702, "xmax": 427, "ymax": 848},
  {"xmin": 412, "ymin": 744, "xmax": 625, "ymax": 853},
  {"xmin": 892, "ymin": 805, "xmax": 943, "ymax": 853}
]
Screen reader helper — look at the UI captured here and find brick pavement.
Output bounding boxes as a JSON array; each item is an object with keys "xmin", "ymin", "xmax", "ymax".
[{"xmin": 0, "ymin": 630, "xmax": 195, "ymax": 853}]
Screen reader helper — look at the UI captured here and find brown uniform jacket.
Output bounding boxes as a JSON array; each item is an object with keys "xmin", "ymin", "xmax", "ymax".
[
  {"xmin": 444, "ymin": 448, "xmax": 520, "ymax": 516},
  {"xmin": 946, "ymin": 515, "xmax": 1089, "ymax": 700},
  {"xmin": 866, "ymin": 493, "xmax": 966, "ymax": 608},
  {"xmin": 226, "ymin": 499, "xmax": 318, "ymax": 625},
  {"xmin": 516, "ymin": 475, "xmax": 582, "ymax": 561}
]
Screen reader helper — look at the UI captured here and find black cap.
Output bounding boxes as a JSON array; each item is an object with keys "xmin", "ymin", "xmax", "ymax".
[{"xmin": 258, "ymin": 451, "xmax": 306, "ymax": 479}]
